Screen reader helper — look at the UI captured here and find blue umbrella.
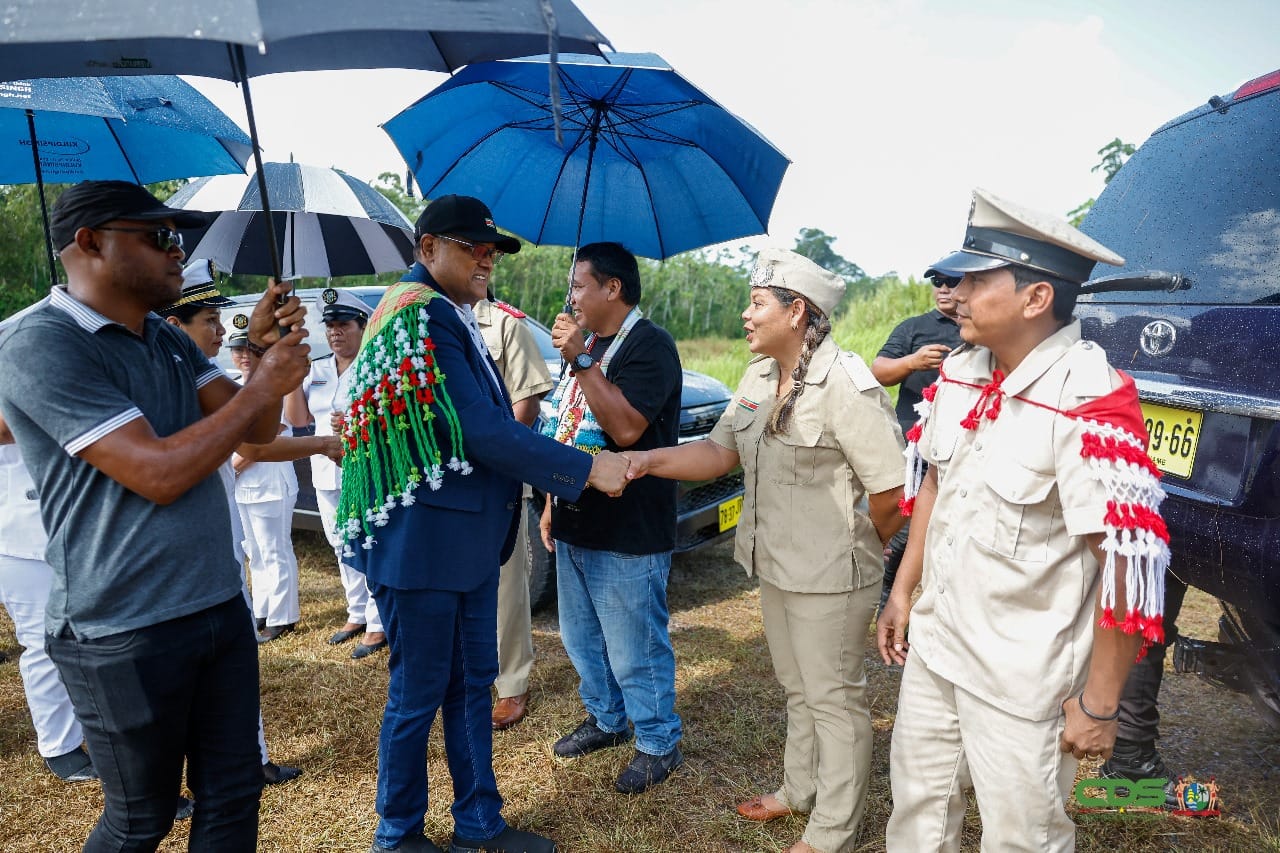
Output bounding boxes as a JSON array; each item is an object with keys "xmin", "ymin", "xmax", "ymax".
[
  {"xmin": 0, "ymin": 75, "xmax": 252, "ymax": 283},
  {"xmin": 0, "ymin": 0, "xmax": 612, "ymax": 283},
  {"xmin": 383, "ymin": 52, "xmax": 790, "ymax": 261}
]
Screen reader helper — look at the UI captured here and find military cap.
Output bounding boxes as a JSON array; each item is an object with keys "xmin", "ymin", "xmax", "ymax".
[
  {"xmin": 930, "ymin": 188, "xmax": 1124, "ymax": 284},
  {"xmin": 157, "ymin": 259, "xmax": 233, "ymax": 316},
  {"xmin": 227, "ymin": 328, "xmax": 250, "ymax": 348},
  {"xmin": 749, "ymin": 248, "xmax": 846, "ymax": 317},
  {"xmin": 319, "ymin": 287, "xmax": 370, "ymax": 324}
]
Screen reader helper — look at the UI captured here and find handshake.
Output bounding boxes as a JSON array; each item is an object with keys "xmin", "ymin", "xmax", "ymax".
[{"xmin": 585, "ymin": 449, "xmax": 651, "ymax": 497}]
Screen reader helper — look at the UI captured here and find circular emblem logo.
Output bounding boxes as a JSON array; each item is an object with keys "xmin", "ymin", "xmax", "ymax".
[
  {"xmin": 232, "ymin": 313, "xmax": 249, "ymax": 329},
  {"xmin": 750, "ymin": 263, "xmax": 774, "ymax": 287},
  {"xmin": 321, "ymin": 288, "xmax": 339, "ymax": 305},
  {"xmin": 1183, "ymin": 781, "xmax": 1209, "ymax": 811},
  {"xmin": 1139, "ymin": 320, "xmax": 1176, "ymax": 357}
]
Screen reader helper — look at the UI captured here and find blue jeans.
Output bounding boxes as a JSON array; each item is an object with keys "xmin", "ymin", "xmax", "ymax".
[
  {"xmin": 45, "ymin": 595, "xmax": 263, "ymax": 852},
  {"xmin": 370, "ymin": 578, "xmax": 506, "ymax": 847},
  {"xmin": 555, "ymin": 544, "xmax": 682, "ymax": 755}
]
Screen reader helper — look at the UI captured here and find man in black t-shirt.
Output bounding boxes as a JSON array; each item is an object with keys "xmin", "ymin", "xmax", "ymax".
[
  {"xmin": 542, "ymin": 242, "xmax": 684, "ymax": 794},
  {"xmin": 871, "ymin": 265, "xmax": 963, "ymax": 609}
]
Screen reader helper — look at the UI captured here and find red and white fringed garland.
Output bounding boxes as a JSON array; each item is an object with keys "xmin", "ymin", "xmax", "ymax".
[
  {"xmin": 898, "ymin": 365, "xmax": 1169, "ymax": 655},
  {"xmin": 898, "ymin": 380, "xmax": 939, "ymax": 518},
  {"xmin": 1078, "ymin": 420, "xmax": 1170, "ymax": 647}
]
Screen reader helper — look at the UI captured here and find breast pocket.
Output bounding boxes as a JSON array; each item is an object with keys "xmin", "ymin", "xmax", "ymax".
[
  {"xmin": 769, "ymin": 417, "xmax": 824, "ymax": 486},
  {"xmin": 979, "ymin": 461, "xmax": 1055, "ymax": 562}
]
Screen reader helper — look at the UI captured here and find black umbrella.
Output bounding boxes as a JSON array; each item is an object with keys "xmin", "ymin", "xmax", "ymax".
[{"xmin": 0, "ymin": 0, "xmax": 611, "ymax": 280}]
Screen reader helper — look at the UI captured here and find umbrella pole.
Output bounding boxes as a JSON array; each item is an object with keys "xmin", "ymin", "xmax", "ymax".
[
  {"xmin": 565, "ymin": 110, "xmax": 602, "ymax": 312},
  {"xmin": 233, "ymin": 44, "xmax": 284, "ymax": 285},
  {"xmin": 25, "ymin": 110, "xmax": 57, "ymax": 286}
]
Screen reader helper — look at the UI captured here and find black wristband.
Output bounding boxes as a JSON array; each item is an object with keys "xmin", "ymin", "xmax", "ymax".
[
  {"xmin": 244, "ymin": 339, "xmax": 270, "ymax": 358},
  {"xmin": 1078, "ymin": 693, "xmax": 1120, "ymax": 722}
]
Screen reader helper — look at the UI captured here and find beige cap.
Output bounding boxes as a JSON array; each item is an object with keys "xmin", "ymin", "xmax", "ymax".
[
  {"xmin": 931, "ymin": 188, "xmax": 1124, "ymax": 284},
  {"xmin": 749, "ymin": 248, "xmax": 846, "ymax": 316}
]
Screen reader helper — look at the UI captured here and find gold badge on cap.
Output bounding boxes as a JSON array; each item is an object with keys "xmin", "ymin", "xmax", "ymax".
[
  {"xmin": 750, "ymin": 263, "xmax": 774, "ymax": 287},
  {"xmin": 321, "ymin": 288, "xmax": 339, "ymax": 305},
  {"xmin": 232, "ymin": 313, "xmax": 249, "ymax": 329}
]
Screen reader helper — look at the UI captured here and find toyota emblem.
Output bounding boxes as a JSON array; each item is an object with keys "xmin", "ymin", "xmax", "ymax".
[{"xmin": 1140, "ymin": 320, "xmax": 1176, "ymax": 357}]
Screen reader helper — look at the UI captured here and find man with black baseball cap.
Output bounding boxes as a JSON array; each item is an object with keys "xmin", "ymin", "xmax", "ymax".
[
  {"xmin": 344, "ymin": 194, "xmax": 630, "ymax": 853},
  {"xmin": 0, "ymin": 180, "xmax": 313, "ymax": 850}
]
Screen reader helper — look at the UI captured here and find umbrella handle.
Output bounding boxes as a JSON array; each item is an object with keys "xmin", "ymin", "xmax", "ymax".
[{"xmin": 232, "ymin": 45, "xmax": 285, "ymax": 294}]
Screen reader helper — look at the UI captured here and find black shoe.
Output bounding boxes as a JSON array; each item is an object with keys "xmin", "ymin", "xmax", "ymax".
[
  {"xmin": 615, "ymin": 746, "xmax": 683, "ymax": 794},
  {"xmin": 45, "ymin": 746, "xmax": 97, "ymax": 782},
  {"xmin": 1100, "ymin": 738, "xmax": 1178, "ymax": 807},
  {"xmin": 449, "ymin": 826, "xmax": 556, "ymax": 853},
  {"xmin": 552, "ymin": 715, "xmax": 632, "ymax": 758},
  {"xmin": 352, "ymin": 638, "xmax": 388, "ymax": 660},
  {"xmin": 257, "ymin": 623, "xmax": 296, "ymax": 644},
  {"xmin": 175, "ymin": 795, "xmax": 195, "ymax": 821},
  {"xmin": 263, "ymin": 761, "xmax": 303, "ymax": 785},
  {"xmin": 329, "ymin": 624, "xmax": 367, "ymax": 645},
  {"xmin": 370, "ymin": 835, "xmax": 445, "ymax": 852},
  {"xmin": 255, "ymin": 617, "xmax": 267, "ymax": 632}
]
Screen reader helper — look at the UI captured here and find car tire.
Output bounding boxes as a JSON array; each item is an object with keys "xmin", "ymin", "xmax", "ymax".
[{"xmin": 526, "ymin": 492, "xmax": 556, "ymax": 613}]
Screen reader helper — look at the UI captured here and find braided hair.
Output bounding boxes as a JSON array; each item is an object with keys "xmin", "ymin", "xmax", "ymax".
[{"xmin": 766, "ymin": 286, "xmax": 832, "ymax": 436}]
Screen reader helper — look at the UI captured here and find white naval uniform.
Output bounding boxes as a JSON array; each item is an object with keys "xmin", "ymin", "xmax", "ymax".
[
  {"xmin": 0, "ymin": 444, "xmax": 83, "ymax": 759},
  {"xmin": 233, "ymin": 427, "xmax": 300, "ymax": 629},
  {"xmin": 217, "ymin": 459, "xmax": 271, "ymax": 764},
  {"xmin": 300, "ymin": 354, "xmax": 381, "ymax": 633}
]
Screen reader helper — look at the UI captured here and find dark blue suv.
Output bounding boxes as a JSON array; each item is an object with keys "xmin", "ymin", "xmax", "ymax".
[{"xmin": 1077, "ymin": 68, "xmax": 1280, "ymax": 728}]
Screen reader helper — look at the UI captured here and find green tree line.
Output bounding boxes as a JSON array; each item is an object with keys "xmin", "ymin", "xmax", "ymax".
[{"xmin": 0, "ymin": 173, "xmax": 923, "ymax": 339}]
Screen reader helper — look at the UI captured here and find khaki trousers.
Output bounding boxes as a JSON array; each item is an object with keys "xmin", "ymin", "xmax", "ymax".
[
  {"xmin": 759, "ymin": 579, "xmax": 879, "ymax": 853},
  {"xmin": 886, "ymin": 654, "xmax": 1078, "ymax": 852},
  {"xmin": 495, "ymin": 501, "xmax": 534, "ymax": 698}
]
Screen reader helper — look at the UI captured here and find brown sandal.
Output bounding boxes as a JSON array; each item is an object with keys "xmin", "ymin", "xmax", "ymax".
[{"xmin": 736, "ymin": 794, "xmax": 793, "ymax": 821}]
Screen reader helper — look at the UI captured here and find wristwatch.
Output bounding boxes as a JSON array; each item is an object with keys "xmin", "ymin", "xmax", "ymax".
[{"xmin": 572, "ymin": 352, "xmax": 596, "ymax": 373}]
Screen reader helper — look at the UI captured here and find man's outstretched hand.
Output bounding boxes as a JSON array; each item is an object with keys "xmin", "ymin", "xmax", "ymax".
[{"xmin": 587, "ymin": 449, "xmax": 630, "ymax": 496}]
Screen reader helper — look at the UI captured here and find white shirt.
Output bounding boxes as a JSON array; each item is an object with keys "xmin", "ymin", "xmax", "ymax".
[
  {"xmin": 300, "ymin": 354, "xmax": 353, "ymax": 492},
  {"xmin": 0, "ymin": 443, "xmax": 47, "ymax": 560}
]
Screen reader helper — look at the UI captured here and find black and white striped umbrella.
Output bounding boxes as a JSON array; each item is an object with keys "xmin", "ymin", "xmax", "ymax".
[{"xmin": 168, "ymin": 161, "xmax": 414, "ymax": 279}]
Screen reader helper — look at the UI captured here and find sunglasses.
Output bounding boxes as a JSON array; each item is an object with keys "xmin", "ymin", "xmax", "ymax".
[
  {"xmin": 96, "ymin": 225, "xmax": 184, "ymax": 253},
  {"xmin": 436, "ymin": 233, "xmax": 505, "ymax": 264},
  {"xmin": 931, "ymin": 278, "xmax": 960, "ymax": 289}
]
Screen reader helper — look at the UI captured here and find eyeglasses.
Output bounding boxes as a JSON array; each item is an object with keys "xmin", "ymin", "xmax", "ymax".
[
  {"xmin": 435, "ymin": 234, "xmax": 504, "ymax": 264},
  {"xmin": 95, "ymin": 225, "xmax": 184, "ymax": 253},
  {"xmin": 931, "ymin": 278, "xmax": 960, "ymax": 289}
]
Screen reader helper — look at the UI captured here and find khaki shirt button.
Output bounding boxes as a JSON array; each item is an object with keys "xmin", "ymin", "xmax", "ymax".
[
  {"xmin": 974, "ymin": 441, "xmax": 983, "ymax": 452},
  {"xmin": 959, "ymin": 487, "xmax": 968, "ymax": 498},
  {"xmin": 946, "ymin": 532, "xmax": 954, "ymax": 545}
]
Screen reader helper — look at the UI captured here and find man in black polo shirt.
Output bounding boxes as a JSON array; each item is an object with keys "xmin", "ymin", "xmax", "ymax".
[
  {"xmin": 871, "ymin": 264, "xmax": 963, "ymax": 609},
  {"xmin": 541, "ymin": 241, "xmax": 684, "ymax": 794},
  {"xmin": 0, "ymin": 181, "xmax": 310, "ymax": 851}
]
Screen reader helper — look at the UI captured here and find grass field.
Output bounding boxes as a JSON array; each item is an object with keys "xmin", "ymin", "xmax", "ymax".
[{"xmin": 1, "ymin": 532, "xmax": 1276, "ymax": 852}]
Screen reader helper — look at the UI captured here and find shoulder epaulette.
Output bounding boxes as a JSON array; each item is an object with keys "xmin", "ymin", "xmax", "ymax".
[
  {"xmin": 493, "ymin": 300, "xmax": 526, "ymax": 319},
  {"xmin": 838, "ymin": 351, "xmax": 880, "ymax": 392}
]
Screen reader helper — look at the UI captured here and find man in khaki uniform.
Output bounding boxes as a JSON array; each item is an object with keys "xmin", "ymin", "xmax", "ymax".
[
  {"xmin": 878, "ymin": 190, "xmax": 1168, "ymax": 851},
  {"xmin": 475, "ymin": 295, "xmax": 555, "ymax": 730}
]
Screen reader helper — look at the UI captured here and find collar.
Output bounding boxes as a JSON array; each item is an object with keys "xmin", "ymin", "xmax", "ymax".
[
  {"xmin": 49, "ymin": 285, "xmax": 118, "ymax": 333},
  {"xmin": 749, "ymin": 335, "xmax": 842, "ymax": 386},
  {"xmin": 995, "ymin": 321, "xmax": 1081, "ymax": 399},
  {"xmin": 49, "ymin": 285, "xmax": 163, "ymax": 341},
  {"xmin": 932, "ymin": 309, "xmax": 959, "ymax": 325}
]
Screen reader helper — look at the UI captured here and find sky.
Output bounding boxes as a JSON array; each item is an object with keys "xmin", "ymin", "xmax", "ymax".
[{"xmin": 188, "ymin": 0, "xmax": 1280, "ymax": 278}]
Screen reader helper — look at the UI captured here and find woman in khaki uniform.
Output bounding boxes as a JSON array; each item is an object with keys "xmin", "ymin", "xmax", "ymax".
[{"xmin": 625, "ymin": 248, "xmax": 905, "ymax": 853}]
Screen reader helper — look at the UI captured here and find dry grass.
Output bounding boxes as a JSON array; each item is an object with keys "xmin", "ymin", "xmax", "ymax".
[{"xmin": 1, "ymin": 533, "xmax": 1277, "ymax": 851}]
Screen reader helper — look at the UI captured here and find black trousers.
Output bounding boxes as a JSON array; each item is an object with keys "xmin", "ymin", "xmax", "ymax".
[
  {"xmin": 46, "ymin": 595, "xmax": 264, "ymax": 852},
  {"xmin": 1116, "ymin": 573, "xmax": 1189, "ymax": 743}
]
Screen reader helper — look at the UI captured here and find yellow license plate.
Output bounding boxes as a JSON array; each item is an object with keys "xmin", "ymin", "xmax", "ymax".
[
  {"xmin": 1139, "ymin": 401, "xmax": 1202, "ymax": 479},
  {"xmin": 718, "ymin": 495, "xmax": 743, "ymax": 532}
]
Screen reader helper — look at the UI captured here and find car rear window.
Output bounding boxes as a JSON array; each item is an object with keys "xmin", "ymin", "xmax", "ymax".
[{"xmin": 1080, "ymin": 89, "xmax": 1280, "ymax": 306}]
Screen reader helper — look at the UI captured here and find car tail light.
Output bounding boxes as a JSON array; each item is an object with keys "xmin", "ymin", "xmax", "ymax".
[{"xmin": 1233, "ymin": 69, "xmax": 1280, "ymax": 100}]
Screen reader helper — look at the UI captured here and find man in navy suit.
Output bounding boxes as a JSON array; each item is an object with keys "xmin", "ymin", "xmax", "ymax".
[{"xmin": 342, "ymin": 195, "xmax": 630, "ymax": 853}]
